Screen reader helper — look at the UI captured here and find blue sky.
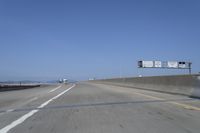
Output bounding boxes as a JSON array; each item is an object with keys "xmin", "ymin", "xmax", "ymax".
[{"xmin": 0, "ymin": 0, "xmax": 200, "ymax": 81}]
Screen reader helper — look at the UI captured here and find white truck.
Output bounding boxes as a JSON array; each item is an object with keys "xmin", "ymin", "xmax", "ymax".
[{"xmin": 59, "ymin": 78, "xmax": 68, "ymax": 84}]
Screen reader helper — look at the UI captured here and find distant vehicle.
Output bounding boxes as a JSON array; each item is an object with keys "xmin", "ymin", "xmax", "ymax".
[
  {"xmin": 59, "ymin": 79, "xmax": 68, "ymax": 84},
  {"xmin": 88, "ymin": 78, "xmax": 95, "ymax": 81},
  {"xmin": 63, "ymin": 79, "xmax": 68, "ymax": 84}
]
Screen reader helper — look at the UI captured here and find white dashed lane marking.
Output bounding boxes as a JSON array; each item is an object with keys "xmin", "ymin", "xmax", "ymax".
[{"xmin": 0, "ymin": 84, "xmax": 75, "ymax": 133}]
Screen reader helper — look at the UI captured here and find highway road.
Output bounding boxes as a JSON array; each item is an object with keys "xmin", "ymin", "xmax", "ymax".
[{"xmin": 0, "ymin": 82, "xmax": 200, "ymax": 133}]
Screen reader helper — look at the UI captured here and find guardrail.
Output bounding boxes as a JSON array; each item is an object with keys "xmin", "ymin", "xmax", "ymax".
[{"xmin": 91, "ymin": 74, "xmax": 200, "ymax": 98}]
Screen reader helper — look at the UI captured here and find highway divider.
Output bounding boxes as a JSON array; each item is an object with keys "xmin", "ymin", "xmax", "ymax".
[
  {"xmin": 91, "ymin": 74, "xmax": 200, "ymax": 98},
  {"xmin": 0, "ymin": 84, "xmax": 41, "ymax": 92}
]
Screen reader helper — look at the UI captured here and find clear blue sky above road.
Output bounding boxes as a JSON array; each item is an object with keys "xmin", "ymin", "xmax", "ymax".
[{"xmin": 0, "ymin": 0, "xmax": 200, "ymax": 81}]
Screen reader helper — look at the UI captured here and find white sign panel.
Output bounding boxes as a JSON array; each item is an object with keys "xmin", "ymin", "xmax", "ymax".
[
  {"xmin": 154, "ymin": 61, "xmax": 162, "ymax": 68},
  {"xmin": 167, "ymin": 61, "xmax": 178, "ymax": 68},
  {"xmin": 178, "ymin": 62, "xmax": 186, "ymax": 68},
  {"xmin": 142, "ymin": 61, "xmax": 154, "ymax": 68}
]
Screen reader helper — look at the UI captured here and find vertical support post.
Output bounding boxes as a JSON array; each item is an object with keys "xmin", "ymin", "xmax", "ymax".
[{"xmin": 189, "ymin": 62, "xmax": 192, "ymax": 75}]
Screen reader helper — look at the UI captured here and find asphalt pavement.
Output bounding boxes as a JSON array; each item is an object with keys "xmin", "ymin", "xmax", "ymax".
[{"xmin": 0, "ymin": 82, "xmax": 200, "ymax": 133}]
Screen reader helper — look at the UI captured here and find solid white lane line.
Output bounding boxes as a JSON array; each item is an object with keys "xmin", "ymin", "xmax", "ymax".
[
  {"xmin": 1, "ymin": 110, "xmax": 38, "ymax": 133},
  {"xmin": 0, "ymin": 84, "xmax": 76, "ymax": 133},
  {"xmin": 49, "ymin": 86, "xmax": 62, "ymax": 93}
]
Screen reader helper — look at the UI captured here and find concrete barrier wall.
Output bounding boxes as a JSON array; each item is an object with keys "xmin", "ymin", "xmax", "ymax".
[
  {"xmin": 0, "ymin": 85, "xmax": 41, "ymax": 92},
  {"xmin": 91, "ymin": 74, "xmax": 200, "ymax": 98}
]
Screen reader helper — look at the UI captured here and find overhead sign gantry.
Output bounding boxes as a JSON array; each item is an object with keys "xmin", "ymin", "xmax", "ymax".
[{"xmin": 138, "ymin": 60, "xmax": 192, "ymax": 74}]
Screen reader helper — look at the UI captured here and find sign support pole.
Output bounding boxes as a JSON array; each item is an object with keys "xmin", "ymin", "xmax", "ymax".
[{"xmin": 189, "ymin": 62, "xmax": 192, "ymax": 75}]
